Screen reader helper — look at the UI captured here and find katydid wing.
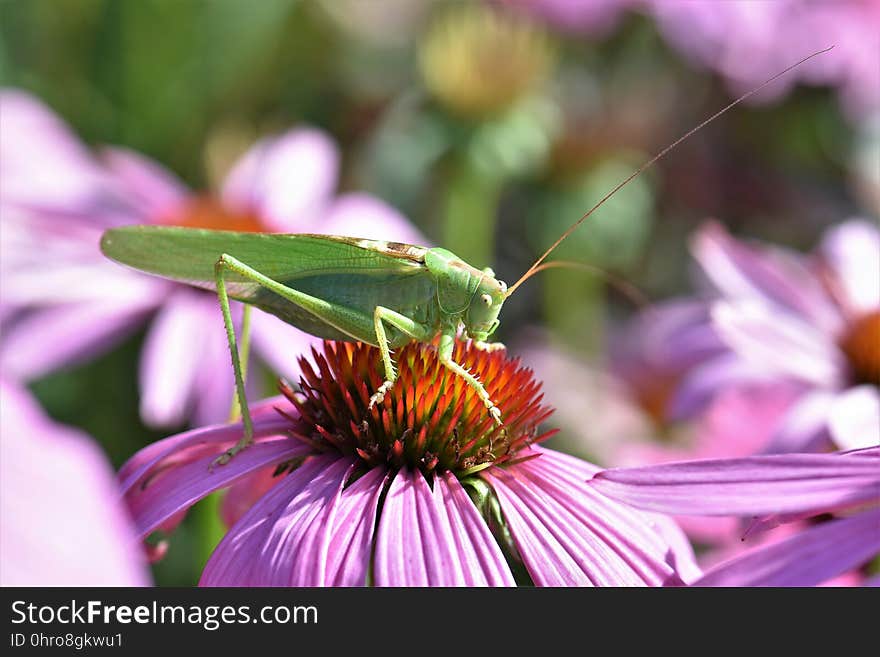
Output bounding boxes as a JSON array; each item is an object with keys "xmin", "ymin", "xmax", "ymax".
[{"xmin": 100, "ymin": 46, "xmax": 833, "ymax": 465}]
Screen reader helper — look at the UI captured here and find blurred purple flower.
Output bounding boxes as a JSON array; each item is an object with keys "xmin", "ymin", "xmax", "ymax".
[
  {"xmin": 591, "ymin": 447, "xmax": 880, "ymax": 586},
  {"xmin": 119, "ymin": 339, "xmax": 699, "ymax": 587},
  {"xmin": 648, "ymin": 0, "xmax": 880, "ymax": 122},
  {"xmin": 0, "ymin": 380, "xmax": 150, "ymax": 586},
  {"xmin": 0, "ymin": 90, "xmax": 425, "ymax": 428},
  {"xmin": 692, "ymin": 220, "xmax": 880, "ymax": 453}
]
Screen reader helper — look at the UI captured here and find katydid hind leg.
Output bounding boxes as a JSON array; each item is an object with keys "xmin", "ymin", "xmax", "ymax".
[
  {"xmin": 212, "ymin": 259, "xmax": 256, "ymax": 469},
  {"xmin": 368, "ymin": 306, "xmax": 434, "ymax": 409}
]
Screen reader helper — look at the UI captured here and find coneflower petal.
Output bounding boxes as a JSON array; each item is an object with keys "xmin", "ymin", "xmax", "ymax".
[
  {"xmin": 118, "ymin": 401, "xmax": 292, "ymax": 490},
  {"xmin": 373, "ymin": 468, "xmax": 513, "ymax": 586},
  {"xmin": 256, "ymin": 456, "xmax": 353, "ymax": 586},
  {"xmin": 693, "ymin": 508, "xmax": 880, "ymax": 587},
  {"xmin": 201, "ymin": 456, "xmax": 336, "ymax": 586},
  {"xmin": 590, "ymin": 449, "xmax": 880, "ymax": 517},
  {"xmin": 484, "ymin": 453, "xmax": 688, "ymax": 586},
  {"xmin": 126, "ymin": 439, "xmax": 306, "ymax": 539},
  {"xmin": 322, "ymin": 467, "xmax": 387, "ymax": 586},
  {"xmin": 516, "ymin": 449, "xmax": 697, "ymax": 584}
]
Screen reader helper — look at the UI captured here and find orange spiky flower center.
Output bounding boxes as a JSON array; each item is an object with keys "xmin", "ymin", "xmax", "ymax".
[
  {"xmin": 278, "ymin": 339, "xmax": 556, "ymax": 478},
  {"xmin": 840, "ymin": 310, "xmax": 880, "ymax": 386}
]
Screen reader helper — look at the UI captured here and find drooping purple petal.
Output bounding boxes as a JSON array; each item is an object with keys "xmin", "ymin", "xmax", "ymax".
[
  {"xmin": 221, "ymin": 129, "xmax": 339, "ymax": 232},
  {"xmin": 827, "ymin": 385, "xmax": 880, "ymax": 451},
  {"xmin": 1, "ymin": 380, "xmax": 150, "ymax": 586},
  {"xmin": 711, "ymin": 300, "xmax": 846, "ymax": 387},
  {"xmin": 126, "ymin": 437, "xmax": 308, "ymax": 539},
  {"xmin": 373, "ymin": 468, "xmax": 513, "ymax": 586},
  {"xmin": 818, "ymin": 219, "xmax": 880, "ymax": 314},
  {"xmin": 118, "ymin": 405, "xmax": 294, "ymax": 494},
  {"xmin": 694, "ymin": 509, "xmax": 880, "ymax": 587},
  {"xmin": 692, "ymin": 221, "xmax": 841, "ymax": 331},
  {"xmin": 482, "ymin": 448, "xmax": 690, "ymax": 586},
  {"xmin": 591, "ymin": 451, "xmax": 880, "ymax": 517}
]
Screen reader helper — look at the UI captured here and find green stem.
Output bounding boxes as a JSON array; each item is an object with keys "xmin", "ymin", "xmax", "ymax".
[{"xmin": 442, "ymin": 160, "xmax": 502, "ymax": 268}]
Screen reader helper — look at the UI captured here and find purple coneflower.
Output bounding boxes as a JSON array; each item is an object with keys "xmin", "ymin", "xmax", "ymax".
[
  {"xmin": 0, "ymin": 90, "xmax": 424, "ymax": 427},
  {"xmin": 0, "ymin": 380, "xmax": 150, "ymax": 586},
  {"xmin": 692, "ymin": 219, "xmax": 880, "ymax": 453},
  {"xmin": 120, "ymin": 339, "xmax": 699, "ymax": 586},
  {"xmin": 591, "ymin": 447, "xmax": 880, "ymax": 586}
]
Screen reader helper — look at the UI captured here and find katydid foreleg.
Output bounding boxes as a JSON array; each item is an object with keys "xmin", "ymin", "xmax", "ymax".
[
  {"xmin": 369, "ymin": 306, "xmax": 434, "ymax": 408},
  {"xmin": 438, "ymin": 327, "xmax": 503, "ymax": 425}
]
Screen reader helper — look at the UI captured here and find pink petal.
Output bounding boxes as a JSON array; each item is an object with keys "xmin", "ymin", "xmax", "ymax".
[
  {"xmin": 819, "ymin": 219, "xmax": 880, "ymax": 314},
  {"xmin": 711, "ymin": 300, "xmax": 846, "ymax": 386},
  {"xmin": 828, "ymin": 385, "xmax": 880, "ymax": 451},
  {"xmin": 320, "ymin": 466, "xmax": 387, "ymax": 586},
  {"xmin": 322, "ymin": 192, "xmax": 430, "ymax": 246},
  {"xmin": 0, "ymin": 90, "xmax": 116, "ymax": 214},
  {"xmin": 692, "ymin": 221, "xmax": 839, "ymax": 330},
  {"xmin": 693, "ymin": 509, "xmax": 880, "ymax": 587},
  {"xmin": 220, "ymin": 466, "xmax": 284, "ymax": 528},
  {"xmin": 254, "ymin": 456, "xmax": 355, "ymax": 586},
  {"xmin": 200, "ymin": 455, "xmax": 342, "ymax": 586},
  {"xmin": 0, "ymin": 300, "xmax": 154, "ymax": 381},
  {"xmin": 482, "ymin": 449, "xmax": 688, "ymax": 586},
  {"xmin": 138, "ymin": 288, "xmax": 220, "ymax": 427},
  {"xmin": 764, "ymin": 389, "xmax": 836, "ymax": 453},
  {"xmin": 373, "ymin": 468, "xmax": 514, "ymax": 586},
  {"xmin": 1, "ymin": 380, "xmax": 150, "ymax": 586},
  {"xmin": 101, "ymin": 146, "xmax": 189, "ymax": 218},
  {"xmin": 221, "ymin": 129, "xmax": 339, "ymax": 232},
  {"xmin": 249, "ymin": 309, "xmax": 325, "ymax": 382},
  {"xmin": 591, "ymin": 451, "xmax": 880, "ymax": 517}
]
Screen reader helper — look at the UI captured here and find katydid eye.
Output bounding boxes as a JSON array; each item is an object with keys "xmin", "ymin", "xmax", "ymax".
[
  {"xmin": 481, "ymin": 293, "xmax": 493, "ymax": 306},
  {"xmin": 498, "ymin": 281, "xmax": 507, "ymax": 294}
]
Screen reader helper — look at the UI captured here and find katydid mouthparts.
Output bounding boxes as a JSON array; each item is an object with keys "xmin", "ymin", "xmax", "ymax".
[{"xmin": 99, "ymin": 46, "xmax": 832, "ymax": 468}]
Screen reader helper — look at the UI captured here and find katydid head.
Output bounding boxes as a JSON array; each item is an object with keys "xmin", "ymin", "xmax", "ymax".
[{"xmin": 465, "ymin": 269, "xmax": 507, "ymax": 342}]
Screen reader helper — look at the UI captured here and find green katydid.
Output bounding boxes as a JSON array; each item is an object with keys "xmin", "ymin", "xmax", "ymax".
[{"xmin": 99, "ymin": 47, "xmax": 831, "ymax": 467}]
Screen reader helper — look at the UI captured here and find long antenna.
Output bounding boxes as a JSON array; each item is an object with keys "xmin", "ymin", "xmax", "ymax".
[{"xmin": 506, "ymin": 45, "xmax": 834, "ymax": 297}]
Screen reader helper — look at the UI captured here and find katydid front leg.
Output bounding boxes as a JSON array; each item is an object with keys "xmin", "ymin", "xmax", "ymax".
[
  {"xmin": 438, "ymin": 324, "xmax": 503, "ymax": 426},
  {"xmin": 368, "ymin": 306, "xmax": 434, "ymax": 408}
]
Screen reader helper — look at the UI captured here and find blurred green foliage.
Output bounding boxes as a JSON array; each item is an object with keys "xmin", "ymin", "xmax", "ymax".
[{"xmin": 1, "ymin": 0, "xmax": 864, "ymax": 585}]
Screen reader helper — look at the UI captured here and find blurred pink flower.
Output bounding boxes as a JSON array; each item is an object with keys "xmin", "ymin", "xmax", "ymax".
[
  {"xmin": 0, "ymin": 380, "xmax": 150, "ymax": 586},
  {"xmin": 509, "ymin": 0, "xmax": 879, "ymax": 122},
  {"xmin": 0, "ymin": 89, "xmax": 426, "ymax": 428},
  {"xmin": 648, "ymin": 0, "xmax": 880, "ymax": 122},
  {"xmin": 592, "ymin": 446, "xmax": 880, "ymax": 586},
  {"xmin": 120, "ymin": 340, "xmax": 698, "ymax": 587},
  {"xmin": 692, "ymin": 219, "xmax": 880, "ymax": 453}
]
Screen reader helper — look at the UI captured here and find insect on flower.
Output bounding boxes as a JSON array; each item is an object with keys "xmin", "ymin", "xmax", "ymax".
[{"xmin": 99, "ymin": 47, "xmax": 832, "ymax": 468}]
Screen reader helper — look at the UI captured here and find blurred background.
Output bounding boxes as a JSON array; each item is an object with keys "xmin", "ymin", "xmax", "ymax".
[{"xmin": 1, "ymin": 0, "xmax": 877, "ymax": 585}]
